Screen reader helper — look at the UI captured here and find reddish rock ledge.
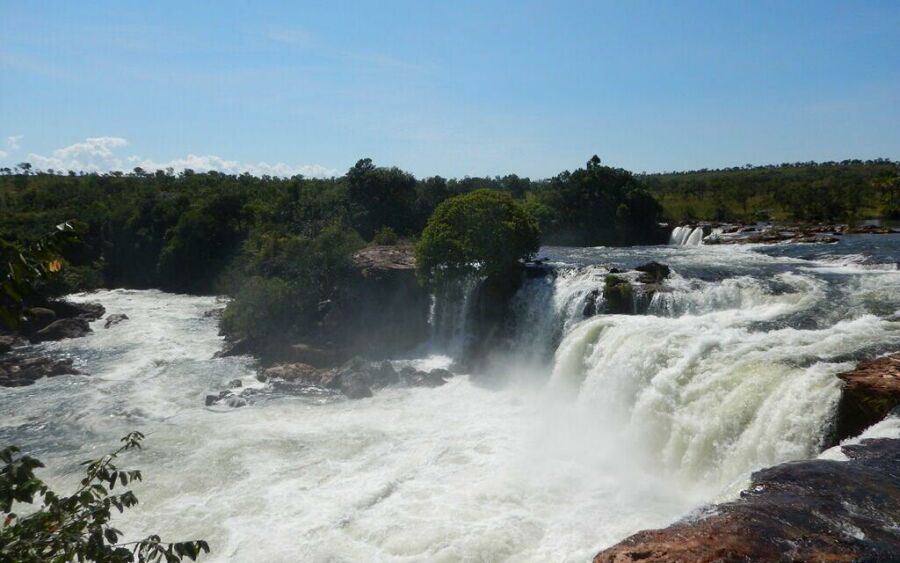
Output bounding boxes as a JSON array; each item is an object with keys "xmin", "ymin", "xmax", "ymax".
[
  {"xmin": 594, "ymin": 439, "xmax": 900, "ymax": 563},
  {"xmin": 834, "ymin": 353, "xmax": 900, "ymax": 443}
]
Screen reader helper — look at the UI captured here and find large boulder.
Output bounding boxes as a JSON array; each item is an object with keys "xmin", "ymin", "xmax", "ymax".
[
  {"xmin": 29, "ymin": 318, "xmax": 92, "ymax": 343},
  {"xmin": 594, "ymin": 438, "xmax": 900, "ymax": 562},
  {"xmin": 832, "ymin": 353, "xmax": 900, "ymax": 443}
]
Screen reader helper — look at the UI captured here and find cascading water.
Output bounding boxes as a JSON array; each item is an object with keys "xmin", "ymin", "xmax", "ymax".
[
  {"xmin": 2, "ymin": 236, "xmax": 899, "ymax": 561},
  {"xmin": 669, "ymin": 225, "xmax": 704, "ymax": 246}
]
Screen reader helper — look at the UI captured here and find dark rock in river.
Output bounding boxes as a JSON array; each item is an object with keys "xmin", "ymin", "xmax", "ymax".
[
  {"xmin": 603, "ymin": 275, "xmax": 633, "ymax": 315},
  {"xmin": 30, "ymin": 318, "xmax": 92, "ymax": 343},
  {"xmin": 20, "ymin": 307, "xmax": 57, "ymax": 334},
  {"xmin": 594, "ymin": 437, "xmax": 900, "ymax": 562},
  {"xmin": 47, "ymin": 300, "xmax": 105, "ymax": 321},
  {"xmin": 833, "ymin": 353, "xmax": 900, "ymax": 444},
  {"xmin": 0, "ymin": 354, "xmax": 80, "ymax": 387},
  {"xmin": 104, "ymin": 313, "xmax": 129, "ymax": 328},
  {"xmin": 635, "ymin": 261, "xmax": 671, "ymax": 284},
  {"xmin": 0, "ymin": 335, "xmax": 18, "ymax": 355}
]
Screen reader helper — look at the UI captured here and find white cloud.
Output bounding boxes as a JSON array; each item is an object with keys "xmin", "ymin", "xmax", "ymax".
[
  {"xmin": 22, "ymin": 136, "xmax": 335, "ymax": 178},
  {"xmin": 5, "ymin": 135, "xmax": 22, "ymax": 150},
  {"xmin": 0, "ymin": 150, "xmax": 7, "ymax": 160}
]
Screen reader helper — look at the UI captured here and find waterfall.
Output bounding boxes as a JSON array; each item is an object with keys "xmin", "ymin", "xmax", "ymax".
[
  {"xmin": 548, "ymin": 270, "xmax": 900, "ymax": 489},
  {"xmin": 669, "ymin": 226, "xmax": 704, "ymax": 246},
  {"xmin": 428, "ymin": 276, "xmax": 480, "ymax": 357}
]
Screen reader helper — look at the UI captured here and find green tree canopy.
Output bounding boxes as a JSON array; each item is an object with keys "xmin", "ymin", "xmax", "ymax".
[{"xmin": 415, "ymin": 189, "xmax": 540, "ymax": 287}]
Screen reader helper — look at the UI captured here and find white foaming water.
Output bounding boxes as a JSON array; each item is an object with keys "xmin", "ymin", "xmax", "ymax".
[
  {"xmin": 669, "ymin": 226, "xmax": 704, "ymax": 246},
  {"xmin": 3, "ymin": 238, "xmax": 900, "ymax": 561}
]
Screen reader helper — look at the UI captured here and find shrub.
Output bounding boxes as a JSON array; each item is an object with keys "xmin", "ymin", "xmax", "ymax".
[
  {"xmin": 416, "ymin": 189, "xmax": 540, "ymax": 287},
  {"xmin": 372, "ymin": 226, "xmax": 399, "ymax": 245},
  {"xmin": 0, "ymin": 432, "xmax": 208, "ymax": 562}
]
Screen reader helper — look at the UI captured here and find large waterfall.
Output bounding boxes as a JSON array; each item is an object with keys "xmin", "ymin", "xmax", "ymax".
[{"xmin": 2, "ymin": 236, "xmax": 899, "ymax": 561}]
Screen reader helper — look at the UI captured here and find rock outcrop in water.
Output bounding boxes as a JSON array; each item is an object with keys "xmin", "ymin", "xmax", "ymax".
[
  {"xmin": 594, "ymin": 437, "xmax": 900, "ymax": 562},
  {"xmin": 833, "ymin": 353, "xmax": 900, "ymax": 443}
]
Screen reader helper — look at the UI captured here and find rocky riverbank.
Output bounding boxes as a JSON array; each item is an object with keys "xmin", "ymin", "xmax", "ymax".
[
  {"xmin": 0, "ymin": 299, "xmax": 113, "ymax": 387},
  {"xmin": 594, "ymin": 353, "xmax": 900, "ymax": 562},
  {"xmin": 676, "ymin": 221, "xmax": 898, "ymax": 245}
]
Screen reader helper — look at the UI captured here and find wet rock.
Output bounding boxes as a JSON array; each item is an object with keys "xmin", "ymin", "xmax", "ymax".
[
  {"xmin": 260, "ymin": 362, "xmax": 339, "ymax": 388},
  {"xmin": 428, "ymin": 368, "xmax": 454, "ymax": 380},
  {"xmin": 29, "ymin": 318, "xmax": 92, "ymax": 343},
  {"xmin": 203, "ymin": 307, "xmax": 225, "ymax": 320},
  {"xmin": 582, "ymin": 289, "xmax": 602, "ymax": 317},
  {"xmin": 48, "ymin": 300, "xmax": 105, "ymax": 321},
  {"xmin": 594, "ymin": 438, "xmax": 900, "ymax": 562},
  {"xmin": 399, "ymin": 366, "xmax": 447, "ymax": 388},
  {"xmin": 603, "ymin": 275, "xmax": 633, "ymax": 315},
  {"xmin": 286, "ymin": 342, "xmax": 340, "ymax": 367},
  {"xmin": 228, "ymin": 378, "xmax": 243, "ymax": 388},
  {"xmin": 20, "ymin": 307, "xmax": 57, "ymax": 334},
  {"xmin": 340, "ymin": 379, "xmax": 373, "ymax": 399},
  {"xmin": 793, "ymin": 233, "xmax": 839, "ymax": 244},
  {"xmin": 833, "ymin": 353, "xmax": 900, "ymax": 443},
  {"xmin": 0, "ymin": 335, "xmax": 16, "ymax": 355},
  {"xmin": 214, "ymin": 338, "xmax": 255, "ymax": 358},
  {"xmin": 0, "ymin": 354, "xmax": 80, "ymax": 387},
  {"xmin": 104, "ymin": 313, "xmax": 129, "ymax": 328},
  {"xmin": 635, "ymin": 261, "xmax": 671, "ymax": 284}
]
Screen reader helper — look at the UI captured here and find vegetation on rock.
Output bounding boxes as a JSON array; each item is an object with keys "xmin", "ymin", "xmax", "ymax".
[{"xmin": 415, "ymin": 189, "xmax": 540, "ymax": 287}]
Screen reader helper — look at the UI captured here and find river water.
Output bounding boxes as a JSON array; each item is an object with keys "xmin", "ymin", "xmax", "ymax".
[{"xmin": 2, "ymin": 235, "xmax": 899, "ymax": 562}]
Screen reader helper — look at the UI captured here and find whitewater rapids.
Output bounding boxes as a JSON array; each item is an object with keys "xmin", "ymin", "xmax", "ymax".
[{"xmin": 1, "ymin": 235, "xmax": 899, "ymax": 561}]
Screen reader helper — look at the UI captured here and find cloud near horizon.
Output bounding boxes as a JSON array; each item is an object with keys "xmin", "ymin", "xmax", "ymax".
[{"xmin": 16, "ymin": 136, "xmax": 336, "ymax": 178}]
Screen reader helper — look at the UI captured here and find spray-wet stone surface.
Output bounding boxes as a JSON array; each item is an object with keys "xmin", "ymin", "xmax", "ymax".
[{"xmin": 1, "ymin": 234, "xmax": 899, "ymax": 561}]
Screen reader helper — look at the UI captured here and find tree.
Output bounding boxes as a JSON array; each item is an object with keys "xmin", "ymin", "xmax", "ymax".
[
  {"xmin": 0, "ymin": 432, "xmax": 208, "ymax": 562},
  {"xmin": 415, "ymin": 189, "xmax": 540, "ymax": 287},
  {"xmin": 0, "ymin": 221, "xmax": 82, "ymax": 328}
]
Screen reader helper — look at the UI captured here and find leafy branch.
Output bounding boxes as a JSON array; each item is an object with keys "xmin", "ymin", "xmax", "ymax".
[{"xmin": 0, "ymin": 432, "xmax": 209, "ymax": 562}]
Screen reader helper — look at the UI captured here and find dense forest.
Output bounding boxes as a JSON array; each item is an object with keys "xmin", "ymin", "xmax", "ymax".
[{"xmin": 641, "ymin": 159, "xmax": 899, "ymax": 224}]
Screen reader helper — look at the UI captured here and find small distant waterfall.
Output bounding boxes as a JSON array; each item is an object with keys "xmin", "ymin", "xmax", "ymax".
[
  {"xmin": 669, "ymin": 226, "xmax": 704, "ymax": 246},
  {"xmin": 429, "ymin": 277, "xmax": 480, "ymax": 357}
]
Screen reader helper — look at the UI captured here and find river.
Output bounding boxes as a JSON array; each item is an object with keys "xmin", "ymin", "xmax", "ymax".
[{"xmin": 2, "ymin": 235, "xmax": 899, "ymax": 561}]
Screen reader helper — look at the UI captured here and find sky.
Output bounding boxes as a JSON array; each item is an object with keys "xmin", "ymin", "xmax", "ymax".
[{"xmin": 1, "ymin": 0, "xmax": 898, "ymax": 179}]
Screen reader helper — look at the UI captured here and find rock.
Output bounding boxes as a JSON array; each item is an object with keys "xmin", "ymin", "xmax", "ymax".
[
  {"xmin": 428, "ymin": 368, "xmax": 454, "ymax": 380},
  {"xmin": 833, "ymin": 353, "xmax": 900, "ymax": 443},
  {"xmin": 104, "ymin": 313, "xmax": 129, "ymax": 328},
  {"xmin": 260, "ymin": 363, "xmax": 339, "ymax": 387},
  {"xmin": 285, "ymin": 342, "xmax": 340, "ymax": 367},
  {"xmin": 340, "ymin": 379, "xmax": 373, "ymax": 399},
  {"xmin": 0, "ymin": 335, "xmax": 16, "ymax": 355},
  {"xmin": 603, "ymin": 275, "xmax": 633, "ymax": 315},
  {"xmin": 793, "ymin": 233, "xmax": 839, "ymax": 244},
  {"xmin": 48, "ymin": 300, "xmax": 105, "ymax": 321},
  {"xmin": 20, "ymin": 307, "xmax": 57, "ymax": 334},
  {"xmin": 594, "ymin": 438, "xmax": 900, "ymax": 562},
  {"xmin": 203, "ymin": 308, "xmax": 225, "ymax": 320},
  {"xmin": 29, "ymin": 318, "xmax": 92, "ymax": 343},
  {"xmin": 214, "ymin": 338, "xmax": 254, "ymax": 358},
  {"xmin": 352, "ymin": 245, "xmax": 416, "ymax": 274},
  {"xmin": 228, "ymin": 378, "xmax": 243, "ymax": 388},
  {"xmin": 635, "ymin": 261, "xmax": 671, "ymax": 284},
  {"xmin": 582, "ymin": 289, "xmax": 602, "ymax": 317},
  {"xmin": 400, "ymin": 366, "xmax": 447, "ymax": 388},
  {"xmin": 0, "ymin": 354, "xmax": 80, "ymax": 387}
]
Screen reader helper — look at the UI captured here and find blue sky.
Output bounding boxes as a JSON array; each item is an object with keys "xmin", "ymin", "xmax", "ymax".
[{"xmin": 1, "ymin": 0, "xmax": 898, "ymax": 178}]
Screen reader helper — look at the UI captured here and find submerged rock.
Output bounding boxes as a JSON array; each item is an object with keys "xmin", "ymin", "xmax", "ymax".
[
  {"xmin": 594, "ymin": 438, "xmax": 900, "ymax": 562},
  {"xmin": 104, "ymin": 313, "xmax": 129, "ymax": 328},
  {"xmin": 833, "ymin": 353, "xmax": 900, "ymax": 443}
]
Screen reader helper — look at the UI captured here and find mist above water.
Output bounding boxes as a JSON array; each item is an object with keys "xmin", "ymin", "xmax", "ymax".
[{"xmin": 2, "ymin": 236, "xmax": 899, "ymax": 561}]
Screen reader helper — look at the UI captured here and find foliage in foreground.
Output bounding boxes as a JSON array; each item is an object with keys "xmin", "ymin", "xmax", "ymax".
[
  {"xmin": 416, "ymin": 189, "xmax": 541, "ymax": 287},
  {"xmin": 0, "ymin": 432, "xmax": 208, "ymax": 563}
]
